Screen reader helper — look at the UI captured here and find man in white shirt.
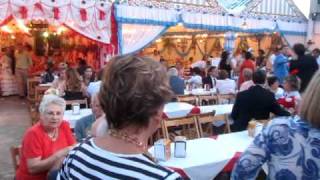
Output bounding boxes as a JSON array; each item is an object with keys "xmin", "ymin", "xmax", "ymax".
[{"xmin": 216, "ymin": 70, "xmax": 236, "ymax": 94}]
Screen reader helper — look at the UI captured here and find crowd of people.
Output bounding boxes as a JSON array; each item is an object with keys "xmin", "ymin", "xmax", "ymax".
[{"xmin": 11, "ymin": 41, "xmax": 320, "ymax": 180}]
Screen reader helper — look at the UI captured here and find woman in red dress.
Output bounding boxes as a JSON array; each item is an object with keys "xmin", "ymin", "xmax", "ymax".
[
  {"xmin": 238, "ymin": 51, "xmax": 256, "ymax": 87},
  {"xmin": 16, "ymin": 94, "xmax": 75, "ymax": 180}
]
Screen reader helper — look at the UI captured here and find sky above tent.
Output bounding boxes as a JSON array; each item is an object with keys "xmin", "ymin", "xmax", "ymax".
[{"xmin": 217, "ymin": 0, "xmax": 310, "ymax": 18}]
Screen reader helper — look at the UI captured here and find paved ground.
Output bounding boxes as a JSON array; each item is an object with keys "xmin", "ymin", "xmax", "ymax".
[{"xmin": 0, "ymin": 96, "xmax": 30, "ymax": 179}]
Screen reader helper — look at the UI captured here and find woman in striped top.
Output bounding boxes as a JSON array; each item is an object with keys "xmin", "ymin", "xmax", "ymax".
[{"xmin": 56, "ymin": 55, "xmax": 181, "ymax": 179}]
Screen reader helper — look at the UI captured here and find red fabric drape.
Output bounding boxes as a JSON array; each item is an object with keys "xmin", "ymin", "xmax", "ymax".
[{"xmin": 110, "ymin": 4, "xmax": 118, "ymax": 54}]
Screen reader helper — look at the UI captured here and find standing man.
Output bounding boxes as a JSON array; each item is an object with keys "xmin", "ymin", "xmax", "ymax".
[
  {"xmin": 312, "ymin": 48, "xmax": 320, "ymax": 66},
  {"xmin": 290, "ymin": 43, "xmax": 318, "ymax": 92},
  {"xmin": 273, "ymin": 46, "xmax": 288, "ymax": 85},
  {"xmin": 202, "ymin": 66, "xmax": 218, "ymax": 88},
  {"xmin": 15, "ymin": 44, "xmax": 33, "ymax": 98}
]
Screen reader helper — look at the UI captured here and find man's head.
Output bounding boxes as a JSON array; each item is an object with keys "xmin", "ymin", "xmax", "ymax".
[
  {"xmin": 293, "ymin": 43, "xmax": 306, "ymax": 57},
  {"xmin": 207, "ymin": 66, "xmax": 218, "ymax": 78},
  {"xmin": 91, "ymin": 93, "xmax": 104, "ymax": 118},
  {"xmin": 312, "ymin": 48, "xmax": 320, "ymax": 58},
  {"xmin": 252, "ymin": 70, "xmax": 266, "ymax": 85}
]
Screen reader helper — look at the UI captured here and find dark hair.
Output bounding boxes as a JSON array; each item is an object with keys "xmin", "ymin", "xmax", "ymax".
[
  {"xmin": 285, "ymin": 75, "xmax": 301, "ymax": 91},
  {"xmin": 78, "ymin": 59, "xmax": 87, "ymax": 66},
  {"xmin": 99, "ymin": 55, "xmax": 173, "ymax": 130},
  {"xmin": 293, "ymin": 43, "xmax": 306, "ymax": 56},
  {"xmin": 207, "ymin": 66, "xmax": 216, "ymax": 73},
  {"xmin": 192, "ymin": 67, "xmax": 201, "ymax": 75},
  {"xmin": 267, "ymin": 76, "xmax": 279, "ymax": 87},
  {"xmin": 252, "ymin": 70, "xmax": 266, "ymax": 84},
  {"xmin": 219, "ymin": 51, "xmax": 230, "ymax": 69},
  {"xmin": 219, "ymin": 70, "xmax": 229, "ymax": 80},
  {"xmin": 258, "ymin": 49, "xmax": 265, "ymax": 55},
  {"xmin": 312, "ymin": 48, "xmax": 320, "ymax": 54},
  {"xmin": 96, "ymin": 69, "xmax": 104, "ymax": 81},
  {"xmin": 245, "ymin": 51, "xmax": 253, "ymax": 60}
]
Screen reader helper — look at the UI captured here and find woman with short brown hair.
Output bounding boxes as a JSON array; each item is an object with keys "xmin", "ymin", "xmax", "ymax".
[
  {"xmin": 232, "ymin": 70, "xmax": 320, "ymax": 179},
  {"xmin": 57, "ymin": 55, "xmax": 181, "ymax": 179}
]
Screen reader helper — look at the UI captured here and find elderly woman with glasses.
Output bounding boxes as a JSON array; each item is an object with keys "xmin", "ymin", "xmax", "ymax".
[
  {"xmin": 56, "ymin": 55, "xmax": 181, "ymax": 179},
  {"xmin": 16, "ymin": 95, "xmax": 75, "ymax": 180}
]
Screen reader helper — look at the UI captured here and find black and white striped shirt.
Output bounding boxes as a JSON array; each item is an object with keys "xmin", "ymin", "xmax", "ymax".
[{"xmin": 57, "ymin": 138, "xmax": 182, "ymax": 180}]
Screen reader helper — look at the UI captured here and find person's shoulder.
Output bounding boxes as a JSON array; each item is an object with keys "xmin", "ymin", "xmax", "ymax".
[
  {"xmin": 265, "ymin": 117, "xmax": 311, "ymax": 136},
  {"xmin": 60, "ymin": 121, "xmax": 73, "ymax": 131},
  {"xmin": 22, "ymin": 123, "xmax": 43, "ymax": 141}
]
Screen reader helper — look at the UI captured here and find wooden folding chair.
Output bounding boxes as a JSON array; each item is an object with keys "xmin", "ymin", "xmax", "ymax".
[
  {"xmin": 10, "ymin": 146, "xmax": 21, "ymax": 172},
  {"xmin": 27, "ymin": 77, "xmax": 41, "ymax": 103},
  {"xmin": 65, "ymin": 99, "xmax": 88, "ymax": 109},
  {"xmin": 176, "ymin": 95, "xmax": 198, "ymax": 105},
  {"xmin": 197, "ymin": 110, "xmax": 231, "ymax": 137},
  {"xmin": 35, "ymin": 85, "xmax": 50, "ymax": 104},
  {"xmin": 199, "ymin": 95, "xmax": 218, "ymax": 105},
  {"xmin": 161, "ymin": 115, "xmax": 200, "ymax": 141},
  {"xmin": 217, "ymin": 94, "xmax": 236, "ymax": 104}
]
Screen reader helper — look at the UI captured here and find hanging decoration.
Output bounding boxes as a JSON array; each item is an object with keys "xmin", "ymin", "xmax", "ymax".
[
  {"xmin": 80, "ymin": 8, "xmax": 87, "ymax": 21},
  {"xmin": 235, "ymin": 36, "xmax": 249, "ymax": 53},
  {"xmin": 0, "ymin": 0, "xmax": 112, "ymax": 44},
  {"xmin": 19, "ymin": 6, "xmax": 28, "ymax": 19},
  {"xmin": 207, "ymin": 37, "xmax": 222, "ymax": 55}
]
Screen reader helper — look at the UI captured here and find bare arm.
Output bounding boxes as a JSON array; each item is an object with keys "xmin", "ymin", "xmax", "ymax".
[{"xmin": 27, "ymin": 146, "xmax": 72, "ymax": 174}]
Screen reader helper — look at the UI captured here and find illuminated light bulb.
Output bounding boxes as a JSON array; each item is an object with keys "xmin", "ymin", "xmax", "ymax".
[
  {"xmin": 1, "ymin": 25, "xmax": 12, "ymax": 33},
  {"xmin": 43, "ymin": 31, "xmax": 49, "ymax": 38},
  {"xmin": 10, "ymin": 35, "xmax": 16, "ymax": 39},
  {"xmin": 57, "ymin": 26, "xmax": 67, "ymax": 35}
]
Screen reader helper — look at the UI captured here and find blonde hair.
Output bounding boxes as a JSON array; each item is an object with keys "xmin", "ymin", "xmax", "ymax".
[{"xmin": 300, "ymin": 70, "xmax": 320, "ymax": 128}]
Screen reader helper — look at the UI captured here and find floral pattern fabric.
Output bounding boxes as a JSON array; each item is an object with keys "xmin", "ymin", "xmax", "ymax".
[{"xmin": 232, "ymin": 117, "xmax": 320, "ymax": 180}]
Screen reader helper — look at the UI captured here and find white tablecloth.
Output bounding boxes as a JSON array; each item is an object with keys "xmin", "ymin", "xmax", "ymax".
[
  {"xmin": 164, "ymin": 102, "xmax": 194, "ymax": 118},
  {"xmin": 199, "ymin": 104, "xmax": 233, "ymax": 115},
  {"xmin": 164, "ymin": 103, "xmax": 233, "ymax": 119},
  {"xmin": 63, "ymin": 108, "xmax": 92, "ymax": 128},
  {"xmin": 149, "ymin": 131, "xmax": 254, "ymax": 180},
  {"xmin": 184, "ymin": 88, "xmax": 217, "ymax": 96}
]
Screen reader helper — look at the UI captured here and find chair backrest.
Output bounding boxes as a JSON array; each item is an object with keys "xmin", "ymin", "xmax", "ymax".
[
  {"xmin": 10, "ymin": 146, "xmax": 21, "ymax": 171},
  {"xmin": 176, "ymin": 95, "xmax": 198, "ymax": 105},
  {"xmin": 198, "ymin": 95, "xmax": 218, "ymax": 105},
  {"xmin": 217, "ymin": 94, "xmax": 235, "ymax": 104},
  {"xmin": 35, "ymin": 86, "xmax": 50, "ymax": 104},
  {"xmin": 161, "ymin": 115, "xmax": 200, "ymax": 140},
  {"xmin": 197, "ymin": 110, "xmax": 231, "ymax": 137},
  {"xmin": 65, "ymin": 99, "xmax": 88, "ymax": 109}
]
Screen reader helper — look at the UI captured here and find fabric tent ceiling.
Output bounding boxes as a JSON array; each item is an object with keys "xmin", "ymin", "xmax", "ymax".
[{"xmin": 0, "ymin": 0, "xmax": 112, "ymax": 44}]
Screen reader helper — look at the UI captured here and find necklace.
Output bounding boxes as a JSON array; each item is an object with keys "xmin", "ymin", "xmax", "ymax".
[
  {"xmin": 48, "ymin": 128, "xmax": 58, "ymax": 140},
  {"xmin": 108, "ymin": 129, "xmax": 147, "ymax": 151}
]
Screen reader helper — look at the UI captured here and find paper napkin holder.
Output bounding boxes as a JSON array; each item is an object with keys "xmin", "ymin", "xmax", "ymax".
[
  {"xmin": 154, "ymin": 139, "xmax": 171, "ymax": 161},
  {"xmin": 174, "ymin": 136, "xmax": 187, "ymax": 158},
  {"xmin": 72, "ymin": 103, "xmax": 80, "ymax": 115}
]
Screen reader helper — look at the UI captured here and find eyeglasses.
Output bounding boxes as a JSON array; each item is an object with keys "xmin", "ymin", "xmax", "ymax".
[{"xmin": 45, "ymin": 111, "xmax": 63, "ymax": 116}]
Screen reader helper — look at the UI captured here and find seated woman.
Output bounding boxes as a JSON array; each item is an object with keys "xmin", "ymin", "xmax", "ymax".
[
  {"xmin": 232, "ymin": 70, "xmax": 320, "ymax": 180},
  {"xmin": 278, "ymin": 75, "xmax": 301, "ymax": 114},
  {"xmin": 267, "ymin": 76, "xmax": 284, "ymax": 100},
  {"xmin": 186, "ymin": 67, "xmax": 203, "ymax": 89},
  {"xmin": 216, "ymin": 70, "xmax": 236, "ymax": 95},
  {"xmin": 51, "ymin": 64, "xmax": 67, "ymax": 96},
  {"xmin": 82, "ymin": 66, "xmax": 95, "ymax": 86},
  {"xmin": 56, "ymin": 55, "xmax": 181, "ymax": 179},
  {"xmin": 16, "ymin": 95, "xmax": 75, "ymax": 180},
  {"xmin": 63, "ymin": 68, "xmax": 87, "ymax": 100},
  {"xmin": 41, "ymin": 62, "xmax": 56, "ymax": 84}
]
